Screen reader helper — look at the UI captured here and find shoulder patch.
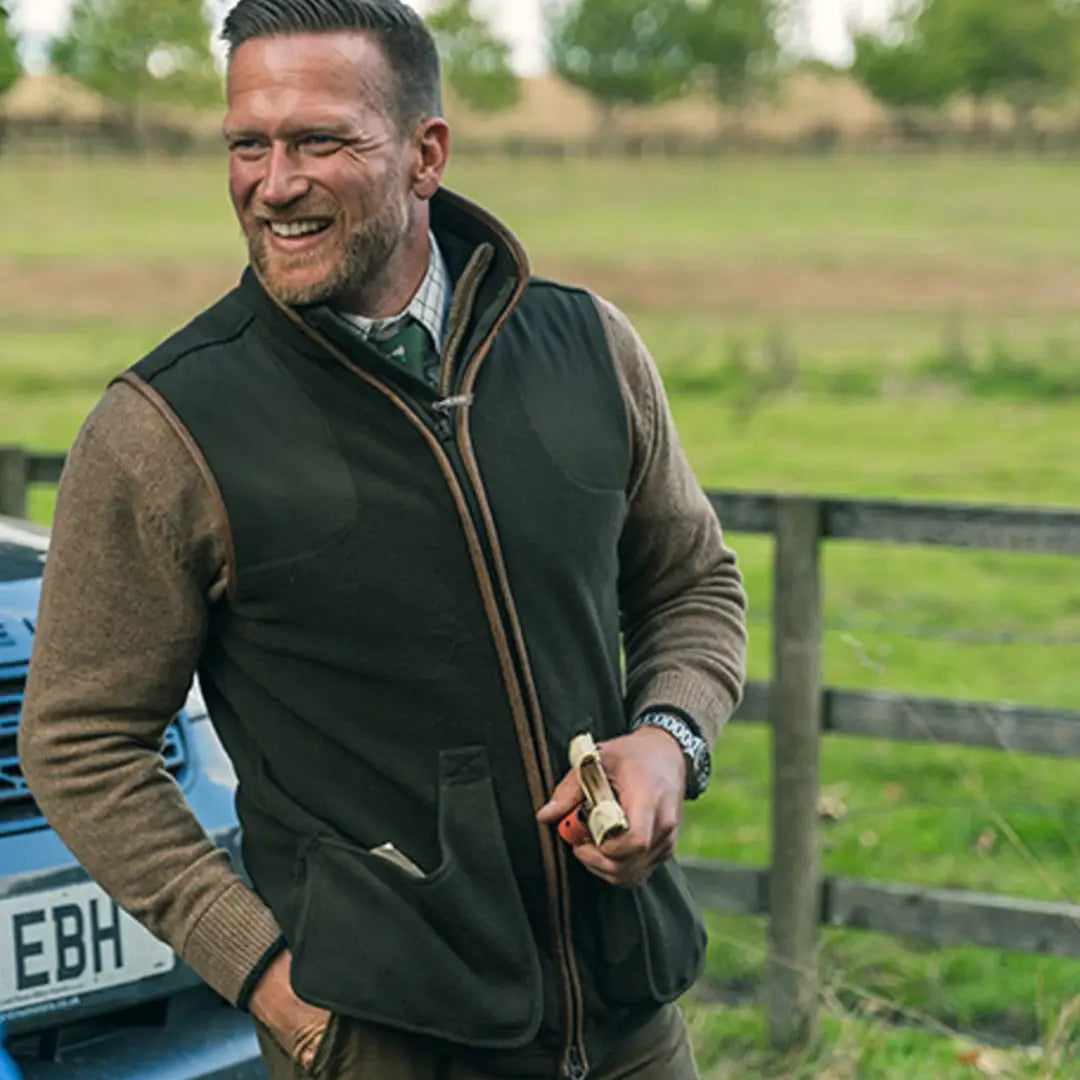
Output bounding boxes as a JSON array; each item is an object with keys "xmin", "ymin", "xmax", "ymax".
[
  {"xmin": 525, "ymin": 275, "xmax": 593, "ymax": 301},
  {"xmin": 129, "ymin": 290, "xmax": 254, "ymax": 385}
]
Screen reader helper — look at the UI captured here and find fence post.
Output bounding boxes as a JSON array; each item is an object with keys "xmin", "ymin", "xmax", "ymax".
[
  {"xmin": 766, "ymin": 496, "xmax": 824, "ymax": 1050},
  {"xmin": 0, "ymin": 447, "xmax": 28, "ymax": 520}
]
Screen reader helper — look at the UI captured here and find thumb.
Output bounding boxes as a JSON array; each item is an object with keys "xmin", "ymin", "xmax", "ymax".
[{"xmin": 536, "ymin": 769, "xmax": 584, "ymax": 824}]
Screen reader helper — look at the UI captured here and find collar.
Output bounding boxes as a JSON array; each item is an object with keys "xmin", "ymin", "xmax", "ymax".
[
  {"xmin": 244, "ymin": 187, "xmax": 531, "ymax": 383},
  {"xmin": 336, "ymin": 232, "xmax": 450, "ymax": 353}
]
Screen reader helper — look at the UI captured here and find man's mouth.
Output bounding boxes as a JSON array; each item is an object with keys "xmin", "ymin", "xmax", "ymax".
[{"xmin": 265, "ymin": 218, "xmax": 333, "ymax": 239}]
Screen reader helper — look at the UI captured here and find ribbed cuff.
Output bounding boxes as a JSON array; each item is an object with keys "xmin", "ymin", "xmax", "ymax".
[
  {"xmin": 180, "ymin": 880, "xmax": 286, "ymax": 1007},
  {"xmin": 628, "ymin": 672, "xmax": 736, "ymax": 748}
]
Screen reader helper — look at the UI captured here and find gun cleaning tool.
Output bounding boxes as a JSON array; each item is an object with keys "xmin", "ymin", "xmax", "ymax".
[{"xmin": 559, "ymin": 733, "xmax": 629, "ymax": 847}]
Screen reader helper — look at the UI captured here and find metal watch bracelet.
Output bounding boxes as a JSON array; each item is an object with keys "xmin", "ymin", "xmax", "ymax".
[{"xmin": 631, "ymin": 710, "xmax": 712, "ymax": 800}]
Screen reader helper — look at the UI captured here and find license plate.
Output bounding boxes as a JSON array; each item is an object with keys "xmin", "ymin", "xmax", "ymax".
[{"xmin": 0, "ymin": 880, "xmax": 176, "ymax": 1010}]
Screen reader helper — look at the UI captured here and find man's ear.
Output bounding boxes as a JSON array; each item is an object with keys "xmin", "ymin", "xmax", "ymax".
[{"xmin": 411, "ymin": 118, "xmax": 451, "ymax": 200}]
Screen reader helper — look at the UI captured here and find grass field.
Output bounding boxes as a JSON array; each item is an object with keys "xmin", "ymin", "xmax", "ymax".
[{"xmin": 3, "ymin": 153, "xmax": 1079, "ymax": 1076}]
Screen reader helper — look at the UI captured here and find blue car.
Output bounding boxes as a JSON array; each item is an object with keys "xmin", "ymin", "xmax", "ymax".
[{"xmin": 0, "ymin": 515, "xmax": 266, "ymax": 1079}]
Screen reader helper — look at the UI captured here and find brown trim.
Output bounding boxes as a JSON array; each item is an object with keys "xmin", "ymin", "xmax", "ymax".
[
  {"xmin": 437, "ymin": 187, "xmax": 533, "ymax": 282},
  {"xmin": 453, "ymin": 278, "xmax": 592, "ymax": 1073},
  {"xmin": 115, "ymin": 372, "xmax": 238, "ymax": 602},
  {"xmin": 454, "ymin": 418, "xmax": 589, "ymax": 1071},
  {"xmin": 439, "ymin": 244, "xmax": 494, "ymax": 398},
  {"xmin": 457, "ymin": 328, "xmax": 545, "ymax": 790}
]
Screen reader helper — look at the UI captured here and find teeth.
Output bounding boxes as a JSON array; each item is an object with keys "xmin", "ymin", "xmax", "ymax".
[{"xmin": 269, "ymin": 220, "xmax": 328, "ymax": 238}]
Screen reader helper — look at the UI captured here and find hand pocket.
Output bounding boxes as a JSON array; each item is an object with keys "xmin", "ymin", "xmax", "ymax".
[
  {"xmin": 289, "ymin": 747, "xmax": 544, "ymax": 1048},
  {"xmin": 596, "ymin": 860, "xmax": 707, "ymax": 1006},
  {"xmin": 298, "ymin": 1012, "xmax": 340, "ymax": 1078}
]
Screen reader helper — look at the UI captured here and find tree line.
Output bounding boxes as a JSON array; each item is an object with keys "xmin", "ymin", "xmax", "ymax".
[
  {"xmin": 2, "ymin": 0, "xmax": 1080, "ymax": 138},
  {"xmin": 851, "ymin": 0, "xmax": 1080, "ymax": 135}
]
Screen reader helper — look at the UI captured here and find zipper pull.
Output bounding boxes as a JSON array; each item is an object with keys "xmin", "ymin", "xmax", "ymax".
[
  {"xmin": 565, "ymin": 1047, "xmax": 587, "ymax": 1079},
  {"xmin": 431, "ymin": 394, "xmax": 473, "ymax": 444},
  {"xmin": 432, "ymin": 412, "xmax": 454, "ymax": 444}
]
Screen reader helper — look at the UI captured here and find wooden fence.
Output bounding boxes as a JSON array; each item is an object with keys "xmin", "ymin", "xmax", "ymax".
[{"xmin": 4, "ymin": 447, "xmax": 1080, "ymax": 1048}]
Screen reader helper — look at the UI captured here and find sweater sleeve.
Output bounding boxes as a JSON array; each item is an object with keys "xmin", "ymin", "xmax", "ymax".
[
  {"xmin": 594, "ymin": 296, "xmax": 748, "ymax": 747},
  {"xmin": 18, "ymin": 379, "xmax": 284, "ymax": 1008}
]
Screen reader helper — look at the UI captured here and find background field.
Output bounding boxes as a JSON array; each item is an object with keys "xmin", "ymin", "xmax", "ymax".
[{"xmin": 3, "ymin": 153, "xmax": 1079, "ymax": 1077}]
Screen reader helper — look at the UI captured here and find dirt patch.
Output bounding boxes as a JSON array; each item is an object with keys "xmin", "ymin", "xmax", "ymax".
[
  {"xmin": 4, "ymin": 257, "xmax": 1080, "ymax": 323},
  {"xmin": 543, "ymin": 259, "xmax": 1080, "ymax": 315},
  {"xmin": 0, "ymin": 260, "xmax": 243, "ymax": 322}
]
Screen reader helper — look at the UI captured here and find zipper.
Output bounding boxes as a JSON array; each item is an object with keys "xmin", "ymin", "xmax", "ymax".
[
  {"xmin": 566, "ymin": 1047, "xmax": 588, "ymax": 1080},
  {"xmin": 446, "ymin": 377, "xmax": 590, "ymax": 1077},
  {"xmin": 386, "ymin": 378, "xmax": 590, "ymax": 1078}
]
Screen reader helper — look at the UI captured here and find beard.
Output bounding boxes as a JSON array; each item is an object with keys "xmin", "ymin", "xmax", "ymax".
[{"xmin": 248, "ymin": 189, "xmax": 411, "ymax": 309}]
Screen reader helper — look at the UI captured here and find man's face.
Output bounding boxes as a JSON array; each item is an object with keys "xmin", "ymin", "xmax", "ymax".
[{"xmin": 224, "ymin": 32, "xmax": 415, "ymax": 307}]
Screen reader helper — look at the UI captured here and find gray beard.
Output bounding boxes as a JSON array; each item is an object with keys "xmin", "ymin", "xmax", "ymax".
[{"xmin": 251, "ymin": 196, "xmax": 411, "ymax": 308}]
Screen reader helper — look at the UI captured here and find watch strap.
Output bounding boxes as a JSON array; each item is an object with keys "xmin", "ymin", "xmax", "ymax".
[{"xmin": 631, "ymin": 709, "xmax": 711, "ymax": 800}]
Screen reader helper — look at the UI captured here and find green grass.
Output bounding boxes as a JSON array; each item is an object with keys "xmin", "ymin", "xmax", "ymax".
[
  {"xmin": 4, "ymin": 153, "xmax": 1080, "ymax": 1075},
  {"xmin": 450, "ymin": 156, "xmax": 1080, "ymax": 269},
  {"xmin": 4, "ymin": 153, "xmax": 1080, "ymax": 276},
  {"xmin": 0, "ymin": 159, "xmax": 241, "ymax": 262},
  {"xmin": 11, "ymin": 155, "xmax": 1080, "ymax": 267},
  {"xmin": 686, "ymin": 725, "xmax": 1080, "ymax": 900},
  {"xmin": 685, "ymin": 997, "xmax": 1080, "ymax": 1079}
]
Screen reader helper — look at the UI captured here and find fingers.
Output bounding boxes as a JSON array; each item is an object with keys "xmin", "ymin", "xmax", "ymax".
[
  {"xmin": 536, "ymin": 768, "xmax": 584, "ymax": 824},
  {"xmin": 600, "ymin": 783, "xmax": 679, "ymax": 862},
  {"xmin": 573, "ymin": 797, "xmax": 680, "ymax": 886},
  {"xmin": 293, "ymin": 1012, "xmax": 332, "ymax": 1069},
  {"xmin": 541, "ymin": 729, "xmax": 686, "ymax": 885},
  {"xmin": 573, "ymin": 829, "xmax": 676, "ymax": 886}
]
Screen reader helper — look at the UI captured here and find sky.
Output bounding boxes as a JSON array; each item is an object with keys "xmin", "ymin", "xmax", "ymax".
[{"xmin": 8, "ymin": 0, "xmax": 896, "ymax": 75}]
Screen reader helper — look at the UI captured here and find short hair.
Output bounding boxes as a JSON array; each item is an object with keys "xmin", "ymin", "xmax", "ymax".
[{"xmin": 221, "ymin": 0, "xmax": 443, "ymax": 133}]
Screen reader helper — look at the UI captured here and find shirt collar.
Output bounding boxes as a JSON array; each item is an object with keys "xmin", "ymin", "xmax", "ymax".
[{"xmin": 337, "ymin": 232, "xmax": 450, "ymax": 353}]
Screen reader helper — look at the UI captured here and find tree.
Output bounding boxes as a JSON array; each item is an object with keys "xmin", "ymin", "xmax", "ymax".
[
  {"xmin": 0, "ymin": 3, "xmax": 20, "ymax": 99},
  {"xmin": 51, "ymin": 0, "xmax": 220, "ymax": 130},
  {"xmin": 850, "ymin": 4, "xmax": 960, "ymax": 124},
  {"xmin": 428, "ymin": 0, "xmax": 520, "ymax": 114},
  {"xmin": 0, "ymin": 4, "xmax": 22, "ymax": 154},
  {"xmin": 680, "ymin": 0, "xmax": 782, "ymax": 127},
  {"xmin": 919, "ymin": 0, "xmax": 1080, "ymax": 132},
  {"xmin": 547, "ymin": 0, "xmax": 695, "ymax": 133}
]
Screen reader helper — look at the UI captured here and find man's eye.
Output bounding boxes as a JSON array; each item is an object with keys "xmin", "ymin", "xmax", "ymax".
[
  {"xmin": 302, "ymin": 136, "xmax": 342, "ymax": 153},
  {"xmin": 229, "ymin": 139, "xmax": 265, "ymax": 157}
]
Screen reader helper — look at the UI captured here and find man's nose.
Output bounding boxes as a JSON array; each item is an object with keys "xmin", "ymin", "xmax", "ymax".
[{"xmin": 259, "ymin": 144, "xmax": 309, "ymax": 206}]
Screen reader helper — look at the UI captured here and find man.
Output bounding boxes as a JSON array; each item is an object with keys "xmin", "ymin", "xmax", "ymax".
[{"xmin": 19, "ymin": 1, "xmax": 747, "ymax": 1077}]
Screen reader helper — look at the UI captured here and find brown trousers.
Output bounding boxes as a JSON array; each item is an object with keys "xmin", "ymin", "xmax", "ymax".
[{"xmin": 255, "ymin": 1003, "xmax": 700, "ymax": 1080}]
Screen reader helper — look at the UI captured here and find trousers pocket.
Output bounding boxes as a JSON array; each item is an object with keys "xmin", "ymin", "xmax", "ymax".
[
  {"xmin": 597, "ymin": 860, "xmax": 707, "ymax": 1006},
  {"xmin": 290, "ymin": 747, "xmax": 544, "ymax": 1048}
]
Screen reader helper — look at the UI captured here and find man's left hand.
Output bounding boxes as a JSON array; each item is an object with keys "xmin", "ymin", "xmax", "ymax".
[{"xmin": 536, "ymin": 727, "xmax": 686, "ymax": 887}]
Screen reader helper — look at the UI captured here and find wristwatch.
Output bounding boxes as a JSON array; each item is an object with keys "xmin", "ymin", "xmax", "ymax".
[{"xmin": 631, "ymin": 710, "xmax": 711, "ymax": 800}]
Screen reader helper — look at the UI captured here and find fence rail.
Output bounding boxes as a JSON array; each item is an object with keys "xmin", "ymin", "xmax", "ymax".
[
  {"xmin": 682, "ymin": 861, "xmax": 1080, "ymax": 960},
  {"xmin": 5, "ymin": 447, "xmax": 1080, "ymax": 1048}
]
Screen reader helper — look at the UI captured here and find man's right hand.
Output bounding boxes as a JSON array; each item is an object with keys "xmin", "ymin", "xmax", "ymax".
[{"xmin": 249, "ymin": 949, "xmax": 333, "ymax": 1069}]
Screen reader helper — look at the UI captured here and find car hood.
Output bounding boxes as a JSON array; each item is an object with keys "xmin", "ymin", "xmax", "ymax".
[{"xmin": 0, "ymin": 578, "xmax": 41, "ymax": 630}]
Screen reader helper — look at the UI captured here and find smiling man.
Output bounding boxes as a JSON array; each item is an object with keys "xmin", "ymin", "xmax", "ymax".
[{"xmin": 19, "ymin": 2, "xmax": 747, "ymax": 1079}]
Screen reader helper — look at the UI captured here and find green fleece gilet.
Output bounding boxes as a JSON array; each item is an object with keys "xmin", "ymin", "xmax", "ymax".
[{"xmin": 128, "ymin": 192, "xmax": 705, "ymax": 1077}]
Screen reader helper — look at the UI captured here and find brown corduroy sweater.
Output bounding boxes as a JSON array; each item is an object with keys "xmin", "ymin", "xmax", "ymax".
[{"xmin": 18, "ymin": 293, "xmax": 747, "ymax": 1009}]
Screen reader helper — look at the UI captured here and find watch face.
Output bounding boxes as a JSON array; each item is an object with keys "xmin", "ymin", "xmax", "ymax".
[{"xmin": 689, "ymin": 741, "xmax": 711, "ymax": 797}]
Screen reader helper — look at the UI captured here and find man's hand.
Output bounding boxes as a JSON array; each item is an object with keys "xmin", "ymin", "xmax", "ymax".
[
  {"xmin": 249, "ymin": 949, "xmax": 333, "ymax": 1069},
  {"xmin": 536, "ymin": 727, "xmax": 686, "ymax": 887}
]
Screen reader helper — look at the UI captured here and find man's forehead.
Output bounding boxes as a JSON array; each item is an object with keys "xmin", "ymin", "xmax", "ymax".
[
  {"xmin": 222, "ymin": 104, "xmax": 360, "ymax": 140},
  {"xmin": 227, "ymin": 31, "xmax": 391, "ymax": 106}
]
